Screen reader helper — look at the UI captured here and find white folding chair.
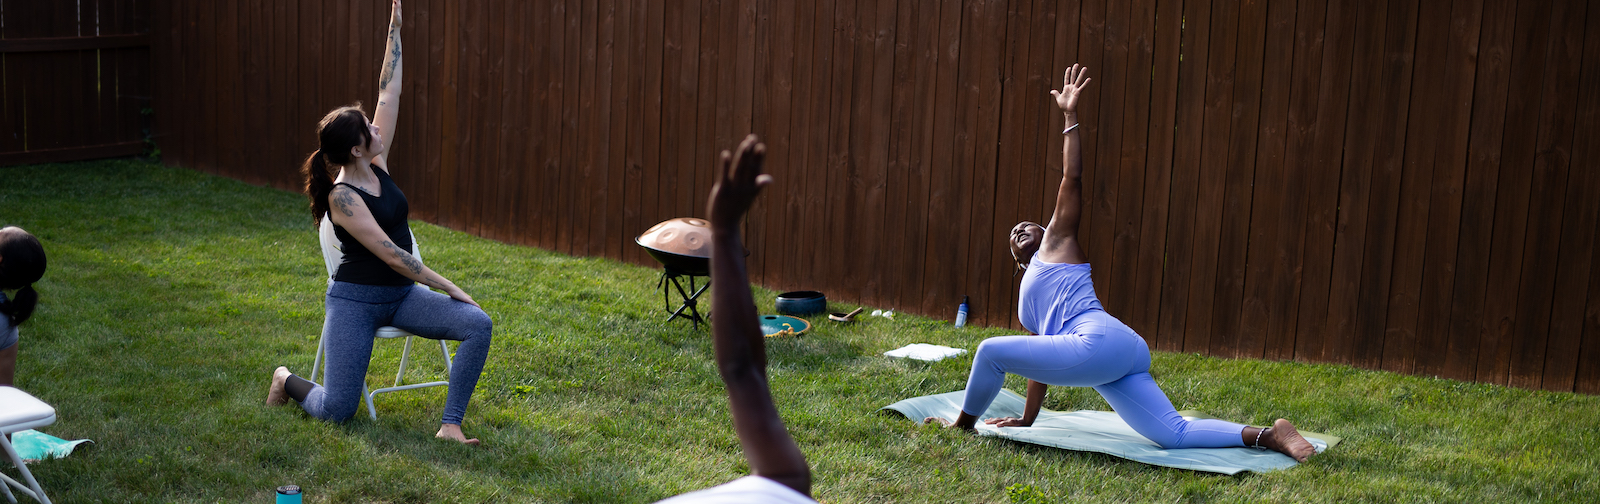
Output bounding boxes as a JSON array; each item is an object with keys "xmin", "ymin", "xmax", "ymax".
[
  {"xmin": 312, "ymin": 219, "xmax": 452, "ymax": 420},
  {"xmin": 0, "ymin": 386, "xmax": 55, "ymax": 504}
]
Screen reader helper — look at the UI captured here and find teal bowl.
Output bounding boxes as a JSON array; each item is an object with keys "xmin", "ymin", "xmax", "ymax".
[{"xmin": 775, "ymin": 291, "xmax": 826, "ymax": 315}]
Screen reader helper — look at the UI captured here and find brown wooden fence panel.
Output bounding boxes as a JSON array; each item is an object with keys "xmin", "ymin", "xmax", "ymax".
[
  {"xmin": 0, "ymin": 0, "xmax": 149, "ymax": 166},
  {"xmin": 122, "ymin": 0, "xmax": 1600, "ymax": 393}
]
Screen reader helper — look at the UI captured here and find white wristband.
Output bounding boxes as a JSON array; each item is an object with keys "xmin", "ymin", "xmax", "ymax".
[{"xmin": 1062, "ymin": 123, "xmax": 1080, "ymax": 135}]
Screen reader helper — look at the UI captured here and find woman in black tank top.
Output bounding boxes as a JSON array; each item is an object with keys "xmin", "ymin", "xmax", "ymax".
[{"xmin": 266, "ymin": 0, "xmax": 494, "ymax": 446}]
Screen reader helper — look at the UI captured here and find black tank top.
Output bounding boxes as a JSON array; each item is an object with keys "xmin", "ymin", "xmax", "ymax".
[{"xmin": 331, "ymin": 167, "xmax": 415, "ymax": 286}]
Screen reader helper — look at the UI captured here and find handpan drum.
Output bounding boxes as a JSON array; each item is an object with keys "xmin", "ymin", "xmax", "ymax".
[{"xmin": 636, "ymin": 217, "xmax": 712, "ymax": 276}]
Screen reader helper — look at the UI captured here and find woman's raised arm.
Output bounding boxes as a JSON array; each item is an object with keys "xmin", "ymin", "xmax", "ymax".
[
  {"xmin": 371, "ymin": 0, "xmax": 404, "ymax": 165},
  {"xmin": 1039, "ymin": 65, "xmax": 1091, "ymax": 264}
]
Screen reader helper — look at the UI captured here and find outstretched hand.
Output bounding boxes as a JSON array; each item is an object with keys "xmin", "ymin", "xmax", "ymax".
[
  {"xmin": 1050, "ymin": 64, "xmax": 1091, "ymax": 113},
  {"xmin": 707, "ymin": 134, "xmax": 773, "ymax": 229}
]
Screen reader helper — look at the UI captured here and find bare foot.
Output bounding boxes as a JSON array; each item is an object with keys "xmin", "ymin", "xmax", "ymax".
[
  {"xmin": 1260, "ymin": 419, "xmax": 1316, "ymax": 463},
  {"xmin": 924, "ymin": 416, "xmax": 954, "ymax": 427},
  {"xmin": 265, "ymin": 366, "xmax": 292, "ymax": 406},
  {"xmin": 436, "ymin": 424, "xmax": 481, "ymax": 446}
]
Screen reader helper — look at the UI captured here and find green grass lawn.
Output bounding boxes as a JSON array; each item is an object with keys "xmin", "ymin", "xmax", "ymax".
[{"xmin": 2, "ymin": 159, "xmax": 1597, "ymax": 503}]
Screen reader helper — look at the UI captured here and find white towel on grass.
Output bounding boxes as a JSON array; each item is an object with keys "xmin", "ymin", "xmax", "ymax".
[{"xmin": 883, "ymin": 343, "xmax": 967, "ymax": 362}]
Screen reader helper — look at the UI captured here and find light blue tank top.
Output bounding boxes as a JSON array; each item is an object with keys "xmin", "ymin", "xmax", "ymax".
[{"xmin": 1017, "ymin": 255, "xmax": 1105, "ymax": 335}]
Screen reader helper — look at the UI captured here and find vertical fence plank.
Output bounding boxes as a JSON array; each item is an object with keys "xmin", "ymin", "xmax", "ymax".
[
  {"xmin": 1155, "ymin": 0, "xmax": 1208, "ymax": 351},
  {"xmin": 1105, "ymin": 0, "xmax": 1153, "ymax": 334},
  {"xmin": 1543, "ymin": 0, "xmax": 1600, "ymax": 392},
  {"xmin": 959, "ymin": 0, "xmax": 1002, "ymax": 327},
  {"xmin": 1350, "ymin": 0, "xmax": 1417, "ymax": 369},
  {"xmin": 1444, "ymin": 0, "xmax": 1514, "ymax": 381},
  {"xmin": 1126, "ymin": 0, "xmax": 1176, "ymax": 342},
  {"xmin": 1294, "ymin": 0, "xmax": 1358, "ymax": 363},
  {"xmin": 1508, "ymin": 0, "xmax": 1585, "ymax": 389},
  {"xmin": 1208, "ymin": 0, "xmax": 1270, "ymax": 359},
  {"xmin": 1266, "ymin": 0, "xmax": 1327, "ymax": 361},
  {"xmin": 1475, "ymin": 0, "xmax": 1552, "ymax": 385},
  {"xmin": 1181, "ymin": 0, "xmax": 1238, "ymax": 354},
  {"xmin": 1322, "ymin": 0, "xmax": 1389, "ymax": 364},
  {"xmin": 917, "ymin": 0, "xmax": 960, "ymax": 316},
  {"xmin": 1382, "ymin": 0, "xmax": 1450, "ymax": 375},
  {"xmin": 860, "ymin": 0, "xmax": 895, "ymax": 308},
  {"xmin": 984, "ymin": 0, "xmax": 1032, "ymax": 328},
  {"xmin": 1412, "ymin": 0, "xmax": 1484, "ymax": 378},
  {"xmin": 1239, "ymin": 0, "xmax": 1299, "ymax": 360}
]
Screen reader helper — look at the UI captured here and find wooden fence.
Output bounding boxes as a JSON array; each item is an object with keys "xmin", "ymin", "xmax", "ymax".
[
  {"xmin": 0, "ymin": 0, "xmax": 150, "ymax": 165},
  {"xmin": 101, "ymin": 0, "xmax": 1600, "ymax": 394}
]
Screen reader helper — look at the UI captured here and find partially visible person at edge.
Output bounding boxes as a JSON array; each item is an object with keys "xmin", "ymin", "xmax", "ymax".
[
  {"xmin": 654, "ymin": 134, "xmax": 816, "ymax": 504},
  {"xmin": 925, "ymin": 65, "xmax": 1317, "ymax": 463},
  {"xmin": 0, "ymin": 225, "xmax": 47, "ymax": 388},
  {"xmin": 265, "ymin": 0, "xmax": 493, "ymax": 445}
]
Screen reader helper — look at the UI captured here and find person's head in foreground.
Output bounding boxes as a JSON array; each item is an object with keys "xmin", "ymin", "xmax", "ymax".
[
  {"xmin": 0, "ymin": 226, "xmax": 46, "ymax": 326},
  {"xmin": 655, "ymin": 134, "xmax": 816, "ymax": 503}
]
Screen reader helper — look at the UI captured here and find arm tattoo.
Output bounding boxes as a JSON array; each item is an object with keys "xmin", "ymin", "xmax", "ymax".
[
  {"xmin": 379, "ymin": 240, "xmax": 425, "ymax": 275},
  {"xmin": 331, "ymin": 187, "xmax": 358, "ymax": 217},
  {"xmin": 379, "ymin": 26, "xmax": 402, "ymax": 90}
]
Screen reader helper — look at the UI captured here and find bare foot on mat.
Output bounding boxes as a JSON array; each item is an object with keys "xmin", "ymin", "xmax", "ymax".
[
  {"xmin": 265, "ymin": 366, "xmax": 292, "ymax": 406},
  {"xmin": 1261, "ymin": 418, "xmax": 1317, "ymax": 462},
  {"xmin": 436, "ymin": 424, "xmax": 481, "ymax": 446}
]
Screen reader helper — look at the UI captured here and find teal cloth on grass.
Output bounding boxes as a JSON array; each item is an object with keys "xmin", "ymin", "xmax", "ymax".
[
  {"xmin": 11, "ymin": 429, "xmax": 92, "ymax": 463},
  {"xmin": 883, "ymin": 389, "xmax": 1339, "ymax": 475}
]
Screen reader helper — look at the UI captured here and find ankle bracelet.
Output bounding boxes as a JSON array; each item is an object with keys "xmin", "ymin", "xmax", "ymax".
[{"xmin": 1252, "ymin": 428, "xmax": 1268, "ymax": 449}]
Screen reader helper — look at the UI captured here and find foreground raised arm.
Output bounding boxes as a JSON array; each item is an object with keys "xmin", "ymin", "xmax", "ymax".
[{"xmin": 706, "ymin": 134, "xmax": 810, "ymax": 496}]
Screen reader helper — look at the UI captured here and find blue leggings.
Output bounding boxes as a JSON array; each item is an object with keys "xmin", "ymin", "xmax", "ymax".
[
  {"xmin": 301, "ymin": 282, "xmax": 493, "ymax": 425},
  {"xmin": 960, "ymin": 311, "xmax": 1245, "ymax": 449}
]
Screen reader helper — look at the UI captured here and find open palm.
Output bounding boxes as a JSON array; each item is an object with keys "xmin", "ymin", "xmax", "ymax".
[{"xmin": 1051, "ymin": 64, "xmax": 1091, "ymax": 113}]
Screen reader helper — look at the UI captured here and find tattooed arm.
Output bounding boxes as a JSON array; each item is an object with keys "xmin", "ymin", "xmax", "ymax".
[
  {"xmin": 327, "ymin": 185, "xmax": 479, "ymax": 307},
  {"xmin": 372, "ymin": 0, "xmax": 404, "ymax": 166}
]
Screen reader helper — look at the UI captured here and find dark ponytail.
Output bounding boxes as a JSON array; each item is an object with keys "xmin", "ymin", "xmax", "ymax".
[
  {"xmin": 302, "ymin": 104, "xmax": 373, "ymax": 225},
  {"xmin": 0, "ymin": 226, "xmax": 45, "ymax": 326}
]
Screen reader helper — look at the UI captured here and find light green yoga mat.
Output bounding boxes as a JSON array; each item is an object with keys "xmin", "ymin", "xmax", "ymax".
[
  {"xmin": 11, "ymin": 430, "xmax": 92, "ymax": 463},
  {"xmin": 883, "ymin": 390, "xmax": 1339, "ymax": 475}
]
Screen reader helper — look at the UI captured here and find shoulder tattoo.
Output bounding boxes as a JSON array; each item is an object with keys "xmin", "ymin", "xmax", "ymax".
[{"xmin": 330, "ymin": 186, "xmax": 359, "ymax": 217}]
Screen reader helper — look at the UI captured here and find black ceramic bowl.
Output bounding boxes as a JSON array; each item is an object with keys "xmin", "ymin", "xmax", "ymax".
[{"xmin": 775, "ymin": 291, "xmax": 827, "ymax": 315}]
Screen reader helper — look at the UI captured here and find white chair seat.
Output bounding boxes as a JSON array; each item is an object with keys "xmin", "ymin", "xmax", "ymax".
[
  {"xmin": 0, "ymin": 388, "xmax": 54, "ymax": 434},
  {"xmin": 374, "ymin": 326, "xmax": 410, "ymax": 339},
  {"xmin": 0, "ymin": 386, "xmax": 56, "ymax": 504}
]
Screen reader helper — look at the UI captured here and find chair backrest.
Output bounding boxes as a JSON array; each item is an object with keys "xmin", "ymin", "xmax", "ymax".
[{"xmin": 318, "ymin": 218, "xmax": 421, "ymax": 283}]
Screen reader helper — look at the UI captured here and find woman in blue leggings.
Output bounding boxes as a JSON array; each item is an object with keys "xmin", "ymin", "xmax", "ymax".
[
  {"xmin": 927, "ymin": 65, "xmax": 1315, "ymax": 462},
  {"xmin": 265, "ymin": 0, "xmax": 492, "ymax": 445}
]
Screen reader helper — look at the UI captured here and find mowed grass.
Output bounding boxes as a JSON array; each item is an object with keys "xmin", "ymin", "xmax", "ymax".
[{"xmin": 1, "ymin": 159, "xmax": 1597, "ymax": 503}]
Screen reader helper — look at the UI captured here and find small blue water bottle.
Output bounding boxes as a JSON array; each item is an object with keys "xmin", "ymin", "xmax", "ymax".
[
  {"xmin": 955, "ymin": 295, "xmax": 969, "ymax": 328},
  {"xmin": 276, "ymin": 485, "xmax": 302, "ymax": 504}
]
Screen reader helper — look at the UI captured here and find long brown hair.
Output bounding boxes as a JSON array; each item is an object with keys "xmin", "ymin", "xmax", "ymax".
[
  {"xmin": 301, "ymin": 104, "xmax": 373, "ymax": 224},
  {"xmin": 0, "ymin": 226, "xmax": 45, "ymax": 326}
]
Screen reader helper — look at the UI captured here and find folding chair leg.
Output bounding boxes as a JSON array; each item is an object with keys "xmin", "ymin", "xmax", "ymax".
[
  {"xmin": 0, "ymin": 436, "xmax": 51, "ymax": 504},
  {"xmin": 0, "ymin": 469, "xmax": 15, "ymax": 504},
  {"xmin": 438, "ymin": 340, "xmax": 453, "ymax": 374},
  {"xmin": 363, "ymin": 383, "xmax": 377, "ymax": 421},
  {"xmin": 394, "ymin": 337, "xmax": 416, "ymax": 387},
  {"xmin": 310, "ymin": 323, "xmax": 331, "ymax": 383}
]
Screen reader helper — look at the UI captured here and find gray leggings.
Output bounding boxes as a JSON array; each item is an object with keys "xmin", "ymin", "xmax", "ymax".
[{"xmin": 300, "ymin": 282, "xmax": 493, "ymax": 425}]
